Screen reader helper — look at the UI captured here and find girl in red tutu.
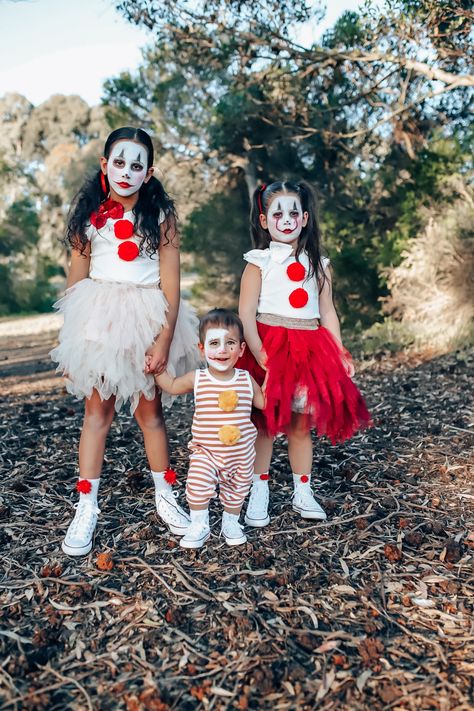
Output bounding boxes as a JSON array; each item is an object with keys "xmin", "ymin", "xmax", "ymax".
[{"xmin": 238, "ymin": 180, "xmax": 371, "ymax": 527}]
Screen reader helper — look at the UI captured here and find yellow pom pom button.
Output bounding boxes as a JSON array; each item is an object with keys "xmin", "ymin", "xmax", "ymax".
[
  {"xmin": 218, "ymin": 389, "xmax": 239, "ymax": 412},
  {"xmin": 218, "ymin": 425, "xmax": 241, "ymax": 445}
]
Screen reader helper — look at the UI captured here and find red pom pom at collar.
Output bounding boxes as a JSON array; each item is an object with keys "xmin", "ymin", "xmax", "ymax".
[
  {"xmin": 300, "ymin": 475, "xmax": 309, "ymax": 483},
  {"xmin": 114, "ymin": 219, "xmax": 134, "ymax": 240},
  {"xmin": 287, "ymin": 262, "xmax": 306, "ymax": 282},
  {"xmin": 289, "ymin": 288, "xmax": 309, "ymax": 308},
  {"xmin": 164, "ymin": 468, "xmax": 177, "ymax": 485},
  {"xmin": 76, "ymin": 479, "xmax": 92, "ymax": 494},
  {"xmin": 260, "ymin": 473, "xmax": 270, "ymax": 480},
  {"xmin": 117, "ymin": 241, "xmax": 139, "ymax": 261}
]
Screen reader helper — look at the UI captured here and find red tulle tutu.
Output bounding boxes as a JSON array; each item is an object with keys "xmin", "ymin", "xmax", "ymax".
[{"xmin": 238, "ymin": 322, "xmax": 371, "ymax": 443}]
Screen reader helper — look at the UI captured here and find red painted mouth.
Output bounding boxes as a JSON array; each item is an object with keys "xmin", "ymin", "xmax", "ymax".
[
  {"xmin": 283, "ymin": 228, "xmax": 294, "ymax": 234},
  {"xmin": 118, "ymin": 181, "xmax": 132, "ymax": 188}
]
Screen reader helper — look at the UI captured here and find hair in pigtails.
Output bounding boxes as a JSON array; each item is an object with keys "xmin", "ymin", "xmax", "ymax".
[
  {"xmin": 249, "ymin": 179, "xmax": 327, "ymax": 291},
  {"xmin": 66, "ymin": 126, "xmax": 177, "ymax": 257}
]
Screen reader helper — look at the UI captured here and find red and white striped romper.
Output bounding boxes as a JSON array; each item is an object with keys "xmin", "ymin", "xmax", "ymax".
[{"xmin": 186, "ymin": 368, "xmax": 258, "ymax": 509}]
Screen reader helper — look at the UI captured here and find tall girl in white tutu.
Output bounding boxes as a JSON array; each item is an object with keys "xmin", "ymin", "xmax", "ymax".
[{"xmin": 51, "ymin": 127, "xmax": 200, "ymax": 556}]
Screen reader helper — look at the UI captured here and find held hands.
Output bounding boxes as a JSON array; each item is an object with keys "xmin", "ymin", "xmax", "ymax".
[{"xmin": 145, "ymin": 333, "xmax": 171, "ymax": 375}]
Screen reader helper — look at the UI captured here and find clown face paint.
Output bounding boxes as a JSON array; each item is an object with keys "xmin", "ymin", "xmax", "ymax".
[
  {"xmin": 266, "ymin": 194, "xmax": 304, "ymax": 244},
  {"xmin": 203, "ymin": 328, "xmax": 242, "ymax": 372},
  {"xmin": 106, "ymin": 140, "xmax": 149, "ymax": 197}
]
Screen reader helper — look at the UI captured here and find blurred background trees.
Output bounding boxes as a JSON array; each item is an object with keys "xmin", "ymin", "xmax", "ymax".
[{"xmin": 1, "ymin": 0, "xmax": 472, "ymax": 352}]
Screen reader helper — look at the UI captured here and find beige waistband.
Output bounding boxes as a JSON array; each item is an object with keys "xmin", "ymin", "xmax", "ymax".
[
  {"xmin": 91, "ymin": 278, "xmax": 160, "ymax": 290},
  {"xmin": 257, "ymin": 313, "xmax": 320, "ymax": 330}
]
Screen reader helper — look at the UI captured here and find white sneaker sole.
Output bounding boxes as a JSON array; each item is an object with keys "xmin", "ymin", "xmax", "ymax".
[
  {"xmin": 61, "ymin": 539, "xmax": 93, "ymax": 557},
  {"xmin": 245, "ymin": 514, "xmax": 270, "ymax": 527},
  {"xmin": 180, "ymin": 531, "xmax": 210, "ymax": 549},
  {"xmin": 292, "ymin": 506, "xmax": 327, "ymax": 520},
  {"xmin": 223, "ymin": 534, "xmax": 247, "ymax": 546}
]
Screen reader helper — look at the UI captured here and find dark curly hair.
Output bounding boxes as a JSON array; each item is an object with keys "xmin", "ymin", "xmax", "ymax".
[
  {"xmin": 66, "ymin": 127, "xmax": 177, "ymax": 256},
  {"xmin": 250, "ymin": 180, "xmax": 327, "ymax": 289}
]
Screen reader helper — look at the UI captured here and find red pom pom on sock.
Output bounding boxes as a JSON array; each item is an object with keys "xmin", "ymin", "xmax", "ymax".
[
  {"xmin": 76, "ymin": 479, "xmax": 92, "ymax": 494},
  {"xmin": 260, "ymin": 473, "xmax": 270, "ymax": 481},
  {"xmin": 164, "ymin": 468, "xmax": 177, "ymax": 485},
  {"xmin": 300, "ymin": 475, "xmax": 309, "ymax": 483}
]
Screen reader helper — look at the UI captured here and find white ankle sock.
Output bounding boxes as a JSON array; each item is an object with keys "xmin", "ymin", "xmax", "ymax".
[
  {"xmin": 190, "ymin": 509, "xmax": 209, "ymax": 524},
  {"xmin": 151, "ymin": 470, "xmax": 172, "ymax": 492},
  {"xmin": 222, "ymin": 511, "xmax": 240, "ymax": 524},
  {"xmin": 77, "ymin": 477, "xmax": 100, "ymax": 504},
  {"xmin": 293, "ymin": 473, "xmax": 311, "ymax": 489},
  {"xmin": 253, "ymin": 472, "xmax": 269, "ymax": 484}
]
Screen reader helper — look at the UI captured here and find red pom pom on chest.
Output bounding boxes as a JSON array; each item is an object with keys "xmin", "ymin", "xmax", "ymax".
[
  {"xmin": 287, "ymin": 262, "xmax": 306, "ymax": 281},
  {"xmin": 76, "ymin": 479, "xmax": 92, "ymax": 494},
  {"xmin": 289, "ymin": 288, "xmax": 309, "ymax": 308},
  {"xmin": 117, "ymin": 241, "xmax": 139, "ymax": 261},
  {"xmin": 114, "ymin": 219, "xmax": 134, "ymax": 240}
]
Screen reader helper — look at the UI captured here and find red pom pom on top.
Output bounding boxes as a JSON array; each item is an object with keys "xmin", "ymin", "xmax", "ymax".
[
  {"xmin": 117, "ymin": 241, "xmax": 139, "ymax": 261},
  {"xmin": 300, "ymin": 475, "xmax": 309, "ymax": 483},
  {"xmin": 260, "ymin": 473, "xmax": 270, "ymax": 481},
  {"xmin": 76, "ymin": 479, "xmax": 92, "ymax": 494},
  {"xmin": 287, "ymin": 262, "xmax": 306, "ymax": 282},
  {"xmin": 114, "ymin": 219, "xmax": 134, "ymax": 240},
  {"xmin": 289, "ymin": 288, "xmax": 309, "ymax": 308},
  {"xmin": 164, "ymin": 468, "xmax": 177, "ymax": 485}
]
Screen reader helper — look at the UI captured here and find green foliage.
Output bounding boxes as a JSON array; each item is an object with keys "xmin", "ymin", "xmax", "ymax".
[{"xmin": 0, "ymin": 198, "xmax": 40, "ymax": 256}]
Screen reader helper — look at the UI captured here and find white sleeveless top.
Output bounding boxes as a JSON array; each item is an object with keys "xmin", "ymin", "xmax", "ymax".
[
  {"xmin": 86, "ymin": 209, "xmax": 165, "ymax": 285},
  {"xmin": 244, "ymin": 242, "xmax": 329, "ymax": 319}
]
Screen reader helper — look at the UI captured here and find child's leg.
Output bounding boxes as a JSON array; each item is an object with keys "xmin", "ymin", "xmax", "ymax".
[
  {"xmin": 134, "ymin": 392, "xmax": 190, "ymax": 535},
  {"xmin": 78, "ymin": 389, "xmax": 116, "ymax": 478},
  {"xmin": 288, "ymin": 412, "xmax": 326, "ymax": 520},
  {"xmin": 220, "ymin": 465, "xmax": 253, "ymax": 546},
  {"xmin": 245, "ymin": 432, "xmax": 273, "ymax": 527},
  {"xmin": 63, "ymin": 389, "xmax": 114, "ymax": 557},
  {"xmin": 180, "ymin": 455, "xmax": 218, "ymax": 549}
]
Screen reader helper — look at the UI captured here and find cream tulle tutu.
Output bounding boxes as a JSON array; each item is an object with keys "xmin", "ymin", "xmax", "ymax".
[{"xmin": 50, "ymin": 278, "xmax": 201, "ymax": 413}]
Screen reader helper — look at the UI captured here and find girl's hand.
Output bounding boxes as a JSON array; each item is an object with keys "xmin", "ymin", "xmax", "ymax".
[
  {"xmin": 341, "ymin": 348, "xmax": 355, "ymax": 378},
  {"xmin": 145, "ymin": 335, "xmax": 171, "ymax": 375}
]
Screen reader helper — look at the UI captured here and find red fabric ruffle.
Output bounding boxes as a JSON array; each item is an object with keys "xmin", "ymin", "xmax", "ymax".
[{"xmin": 237, "ymin": 322, "xmax": 371, "ymax": 443}]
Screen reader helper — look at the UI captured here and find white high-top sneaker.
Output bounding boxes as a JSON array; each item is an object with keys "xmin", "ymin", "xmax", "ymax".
[
  {"xmin": 245, "ymin": 474, "xmax": 270, "ymax": 527},
  {"xmin": 180, "ymin": 510, "xmax": 210, "ymax": 549},
  {"xmin": 62, "ymin": 499, "xmax": 100, "ymax": 556},
  {"xmin": 221, "ymin": 512, "xmax": 247, "ymax": 546},
  {"xmin": 292, "ymin": 475, "xmax": 327, "ymax": 520},
  {"xmin": 155, "ymin": 489, "xmax": 191, "ymax": 536}
]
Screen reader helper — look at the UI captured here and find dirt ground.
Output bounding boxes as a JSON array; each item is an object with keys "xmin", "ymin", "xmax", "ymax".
[{"xmin": 0, "ymin": 320, "xmax": 472, "ymax": 710}]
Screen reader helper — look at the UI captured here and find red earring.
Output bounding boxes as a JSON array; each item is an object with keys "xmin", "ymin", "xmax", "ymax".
[{"xmin": 100, "ymin": 173, "xmax": 107, "ymax": 194}]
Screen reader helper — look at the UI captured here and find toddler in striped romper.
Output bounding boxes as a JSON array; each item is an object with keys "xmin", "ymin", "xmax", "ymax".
[{"xmin": 155, "ymin": 309, "xmax": 264, "ymax": 548}]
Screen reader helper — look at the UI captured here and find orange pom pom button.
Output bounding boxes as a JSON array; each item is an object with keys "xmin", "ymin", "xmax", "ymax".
[
  {"xmin": 289, "ymin": 288, "xmax": 309, "ymax": 308},
  {"xmin": 287, "ymin": 262, "xmax": 306, "ymax": 281},
  {"xmin": 114, "ymin": 219, "xmax": 134, "ymax": 240},
  {"xmin": 218, "ymin": 389, "xmax": 239, "ymax": 412},
  {"xmin": 218, "ymin": 425, "xmax": 241, "ymax": 445},
  {"xmin": 117, "ymin": 241, "xmax": 139, "ymax": 261}
]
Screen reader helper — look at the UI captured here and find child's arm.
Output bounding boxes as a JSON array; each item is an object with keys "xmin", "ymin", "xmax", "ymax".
[
  {"xmin": 250, "ymin": 375, "xmax": 265, "ymax": 410},
  {"xmin": 147, "ymin": 217, "xmax": 180, "ymax": 375},
  {"xmin": 319, "ymin": 267, "xmax": 355, "ymax": 377},
  {"xmin": 155, "ymin": 369, "xmax": 196, "ymax": 396},
  {"xmin": 239, "ymin": 264, "xmax": 267, "ymax": 369},
  {"xmin": 67, "ymin": 242, "xmax": 91, "ymax": 288}
]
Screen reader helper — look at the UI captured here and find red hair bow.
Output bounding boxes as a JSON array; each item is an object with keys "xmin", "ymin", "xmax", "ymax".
[{"xmin": 90, "ymin": 198, "xmax": 124, "ymax": 229}]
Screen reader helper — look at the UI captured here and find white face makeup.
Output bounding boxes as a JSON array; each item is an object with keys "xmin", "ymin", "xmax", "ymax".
[
  {"xmin": 204, "ymin": 328, "xmax": 241, "ymax": 372},
  {"xmin": 106, "ymin": 140, "xmax": 149, "ymax": 197},
  {"xmin": 266, "ymin": 194, "xmax": 304, "ymax": 244}
]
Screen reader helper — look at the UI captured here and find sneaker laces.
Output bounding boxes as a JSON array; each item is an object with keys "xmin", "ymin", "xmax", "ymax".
[
  {"xmin": 222, "ymin": 516, "xmax": 244, "ymax": 538},
  {"xmin": 156, "ymin": 489, "xmax": 190, "ymax": 523},
  {"xmin": 69, "ymin": 500, "xmax": 100, "ymax": 538},
  {"xmin": 183, "ymin": 518, "xmax": 209, "ymax": 539},
  {"xmin": 293, "ymin": 486, "xmax": 321, "ymax": 509},
  {"xmin": 247, "ymin": 481, "xmax": 269, "ymax": 514}
]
